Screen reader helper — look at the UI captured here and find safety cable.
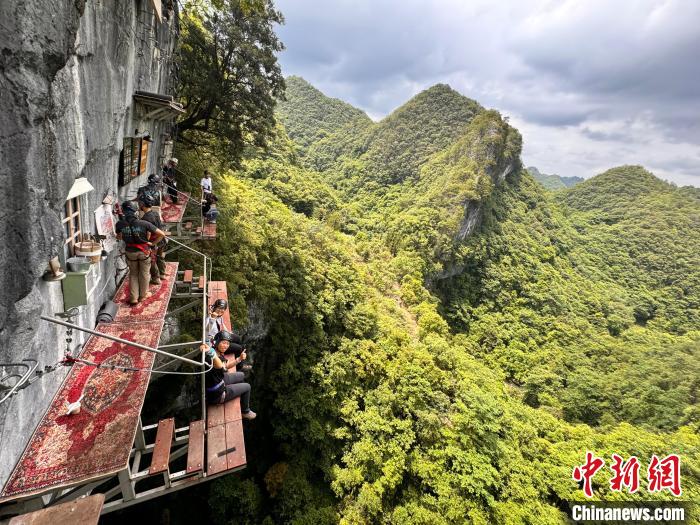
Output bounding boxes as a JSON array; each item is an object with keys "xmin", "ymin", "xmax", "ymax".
[{"xmin": 61, "ymin": 355, "xmax": 213, "ymax": 376}]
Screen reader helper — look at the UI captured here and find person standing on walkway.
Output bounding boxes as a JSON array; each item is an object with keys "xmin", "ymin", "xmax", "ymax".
[
  {"xmin": 138, "ymin": 194, "xmax": 167, "ymax": 284},
  {"xmin": 116, "ymin": 201, "xmax": 165, "ymax": 305},
  {"xmin": 200, "ymin": 170, "xmax": 213, "ymax": 199},
  {"xmin": 162, "ymin": 158, "xmax": 178, "ymax": 204}
]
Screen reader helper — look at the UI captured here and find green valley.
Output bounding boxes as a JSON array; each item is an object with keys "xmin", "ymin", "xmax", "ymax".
[{"xmin": 172, "ymin": 77, "xmax": 699, "ymax": 524}]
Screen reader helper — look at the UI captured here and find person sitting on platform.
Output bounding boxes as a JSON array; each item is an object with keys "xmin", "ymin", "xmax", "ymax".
[
  {"xmin": 115, "ymin": 200, "xmax": 166, "ymax": 305},
  {"xmin": 205, "ymin": 299, "xmax": 229, "ymax": 343},
  {"xmin": 200, "ymin": 330, "xmax": 256, "ymax": 419},
  {"xmin": 205, "ymin": 302, "xmax": 251, "ymax": 372},
  {"xmin": 201, "ymin": 192, "xmax": 219, "ymax": 223},
  {"xmin": 138, "ymin": 193, "xmax": 167, "ymax": 283}
]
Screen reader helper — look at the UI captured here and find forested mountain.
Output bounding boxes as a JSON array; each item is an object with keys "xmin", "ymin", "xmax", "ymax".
[
  {"xmin": 171, "ymin": 79, "xmax": 699, "ymax": 524},
  {"xmin": 527, "ymin": 166, "xmax": 583, "ymax": 190},
  {"xmin": 277, "ymin": 76, "xmax": 372, "ymax": 155}
]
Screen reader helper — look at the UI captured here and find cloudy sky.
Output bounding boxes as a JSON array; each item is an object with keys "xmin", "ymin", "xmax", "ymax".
[{"xmin": 274, "ymin": 0, "xmax": 700, "ymax": 186}]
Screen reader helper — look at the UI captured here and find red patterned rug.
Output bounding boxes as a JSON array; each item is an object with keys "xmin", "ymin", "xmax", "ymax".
[
  {"xmin": 0, "ymin": 322, "xmax": 162, "ymax": 500},
  {"xmin": 113, "ymin": 262, "xmax": 177, "ymax": 322},
  {"xmin": 161, "ymin": 193, "xmax": 190, "ymax": 223}
]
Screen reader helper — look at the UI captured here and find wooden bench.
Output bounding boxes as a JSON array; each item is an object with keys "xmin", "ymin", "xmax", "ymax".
[{"xmin": 206, "ymin": 398, "xmax": 246, "ymax": 475}]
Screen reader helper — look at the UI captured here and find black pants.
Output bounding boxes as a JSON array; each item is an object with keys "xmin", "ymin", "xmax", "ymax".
[{"xmin": 223, "ymin": 372, "xmax": 251, "ymax": 411}]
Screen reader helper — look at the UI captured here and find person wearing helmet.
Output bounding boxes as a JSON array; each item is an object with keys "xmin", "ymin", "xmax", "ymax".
[
  {"xmin": 199, "ymin": 331, "xmax": 256, "ymax": 419},
  {"xmin": 205, "ymin": 298, "xmax": 229, "ymax": 342},
  {"xmin": 115, "ymin": 200, "xmax": 166, "ymax": 305},
  {"xmin": 201, "ymin": 193, "xmax": 219, "ymax": 224},
  {"xmin": 137, "ymin": 173, "xmax": 162, "ymax": 219},
  {"xmin": 139, "ymin": 195, "xmax": 167, "ymax": 283},
  {"xmin": 162, "ymin": 159, "xmax": 178, "ymax": 204}
]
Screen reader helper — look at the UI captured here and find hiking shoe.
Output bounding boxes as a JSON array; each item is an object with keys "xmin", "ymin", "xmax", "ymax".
[{"xmin": 241, "ymin": 410, "xmax": 257, "ymax": 420}]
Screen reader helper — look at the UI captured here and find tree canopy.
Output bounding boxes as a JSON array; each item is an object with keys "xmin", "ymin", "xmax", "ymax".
[{"xmin": 177, "ymin": 0, "xmax": 285, "ymax": 164}]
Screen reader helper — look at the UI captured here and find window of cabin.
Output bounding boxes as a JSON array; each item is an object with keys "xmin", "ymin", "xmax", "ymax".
[
  {"xmin": 61, "ymin": 178, "xmax": 94, "ymax": 262},
  {"xmin": 119, "ymin": 137, "xmax": 149, "ymax": 186},
  {"xmin": 62, "ymin": 196, "xmax": 83, "ymax": 258}
]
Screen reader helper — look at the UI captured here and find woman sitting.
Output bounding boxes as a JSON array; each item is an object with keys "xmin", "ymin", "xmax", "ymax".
[
  {"xmin": 202, "ymin": 193, "xmax": 219, "ymax": 223},
  {"xmin": 200, "ymin": 330, "xmax": 256, "ymax": 419}
]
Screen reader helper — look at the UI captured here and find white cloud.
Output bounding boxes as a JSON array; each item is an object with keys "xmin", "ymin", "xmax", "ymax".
[{"xmin": 275, "ymin": 0, "xmax": 700, "ymax": 186}]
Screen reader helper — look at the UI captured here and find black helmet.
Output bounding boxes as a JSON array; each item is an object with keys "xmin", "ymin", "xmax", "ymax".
[
  {"xmin": 211, "ymin": 299, "xmax": 228, "ymax": 311},
  {"xmin": 148, "ymin": 174, "xmax": 161, "ymax": 184},
  {"xmin": 122, "ymin": 200, "xmax": 139, "ymax": 216},
  {"xmin": 139, "ymin": 193, "xmax": 157, "ymax": 208},
  {"xmin": 213, "ymin": 330, "xmax": 234, "ymax": 347}
]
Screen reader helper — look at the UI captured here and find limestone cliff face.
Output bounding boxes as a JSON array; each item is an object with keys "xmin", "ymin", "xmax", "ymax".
[
  {"xmin": 0, "ymin": 0, "xmax": 178, "ymax": 488},
  {"xmin": 431, "ymin": 120, "xmax": 522, "ymax": 283}
]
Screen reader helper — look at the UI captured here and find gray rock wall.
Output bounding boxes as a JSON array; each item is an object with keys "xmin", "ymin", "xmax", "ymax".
[{"xmin": 0, "ymin": 0, "xmax": 179, "ymax": 490}]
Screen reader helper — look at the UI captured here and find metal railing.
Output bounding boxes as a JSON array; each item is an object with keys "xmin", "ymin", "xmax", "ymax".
[
  {"xmin": 40, "ymin": 316, "xmax": 203, "ymax": 367},
  {"xmin": 165, "ymin": 236, "xmax": 211, "ymax": 424},
  {"xmin": 0, "ymin": 360, "xmax": 38, "ymax": 406}
]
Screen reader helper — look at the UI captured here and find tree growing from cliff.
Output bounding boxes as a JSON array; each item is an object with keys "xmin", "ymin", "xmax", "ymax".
[{"xmin": 177, "ymin": 0, "xmax": 285, "ymax": 164}]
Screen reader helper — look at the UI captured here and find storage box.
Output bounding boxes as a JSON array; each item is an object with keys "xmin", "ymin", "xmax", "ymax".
[{"xmin": 62, "ymin": 270, "xmax": 89, "ymax": 309}]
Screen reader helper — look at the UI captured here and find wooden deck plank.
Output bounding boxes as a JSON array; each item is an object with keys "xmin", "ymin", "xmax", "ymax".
[
  {"xmin": 206, "ymin": 424, "xmax": 227, "ymax": 475},
  {"xmin": 203, "ymin": 223, "xmax": 217, "ymax": 238},
  {"xmin": 207, "ymin": 404, "xmax": 225, "ymax": 428},
  {"xmin": 186, "ymin": 420, "xmax": 205, "ymax": 475},
  {"xmin": 149, "ymin": 418, "xmax": 175, "ymax": 475},
  {"xmin": 9, "ymin": 494, "xmax": 105, "ymax": 525},
  {"xmin": 183, "ymin": 269, "xmax": 193, "ymax": 283},
  {"xmin": 224, "ymin": 396, "xmax": 242, "ymax": 422},
  {"xmin": 225, "ymin": 419, "xmax": 247, "ymax": 470}
]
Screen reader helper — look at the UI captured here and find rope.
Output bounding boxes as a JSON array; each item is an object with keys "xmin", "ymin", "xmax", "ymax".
[{"xmin": 62, "ymin": 355, "xmax": 214, "ymax": 376}]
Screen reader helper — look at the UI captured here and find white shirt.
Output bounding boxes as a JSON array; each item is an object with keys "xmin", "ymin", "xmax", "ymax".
[
  {"xmin": 200, "ymin": 177, "xmax": 212, "ymax": 193},
  {"xmin": 205, "ymin": 314, "xmax": 226, "ymax": 342}
]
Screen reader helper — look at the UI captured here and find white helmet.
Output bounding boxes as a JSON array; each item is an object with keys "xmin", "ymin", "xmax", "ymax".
[{"xmin": 170, "ymin": 157, "xmax": 178, "ymax": 165}]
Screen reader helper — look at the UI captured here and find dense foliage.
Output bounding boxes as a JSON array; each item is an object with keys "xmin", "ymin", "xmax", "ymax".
[
  {"xmin": 276, "ymin": 76, "xmax": 372, "ymax": 156},
  {"xmin": 177, "ymin": 0, "xmax": 285, "ymax": 164},
  {"xmin": 171, "ymin": 79, "xmax": 699, "ymax": 524}
]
